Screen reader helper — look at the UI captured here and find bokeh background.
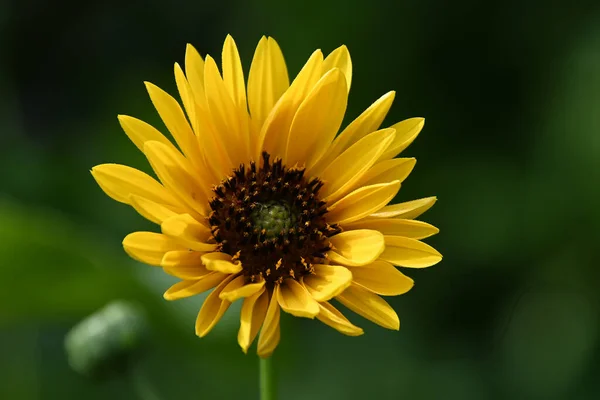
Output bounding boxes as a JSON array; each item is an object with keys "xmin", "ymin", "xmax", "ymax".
[{"xmin": 1, "ymin": 0, "xmax": 600, "ymax": 398}]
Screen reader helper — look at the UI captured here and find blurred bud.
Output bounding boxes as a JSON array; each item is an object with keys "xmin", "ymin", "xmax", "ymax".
[{"xmin": 65, "ymin": 300, "xmax": 148, "ymax": 379}]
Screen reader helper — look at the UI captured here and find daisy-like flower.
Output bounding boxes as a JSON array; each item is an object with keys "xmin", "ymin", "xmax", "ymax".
[{"xmin": 92, "ymin": 35, "xmax": 442, "ymax": 358}]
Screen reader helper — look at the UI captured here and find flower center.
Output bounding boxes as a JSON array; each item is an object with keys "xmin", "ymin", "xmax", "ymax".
[
  {"xmin": 250, "ymin": 200, "xmax": 298, "ymax": 239},
  {"xmin": 208, "ymin": 152, "xmax": 341, "ymax": 286}
]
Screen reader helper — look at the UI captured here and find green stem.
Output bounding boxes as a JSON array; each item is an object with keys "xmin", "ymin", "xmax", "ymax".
[{"xmin": 259, "ymin": 357, "xmax": 276, "ymax": 400}]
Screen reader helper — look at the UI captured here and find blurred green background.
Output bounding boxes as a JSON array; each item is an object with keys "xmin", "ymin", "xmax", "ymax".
[{"xmin": 1, "ymin": 0, "xmax": 599, "ymax": 398}]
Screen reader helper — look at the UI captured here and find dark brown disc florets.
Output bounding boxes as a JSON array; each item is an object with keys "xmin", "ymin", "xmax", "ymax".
[{"xmin": 208, "ymin": 152, "xmax": 341, "ymax": 286}]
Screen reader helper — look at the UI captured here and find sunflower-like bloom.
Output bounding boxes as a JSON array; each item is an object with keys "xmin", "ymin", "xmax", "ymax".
[{"xmin": 92, "ymin": 35, "xmax": 442, "ymax": 357}]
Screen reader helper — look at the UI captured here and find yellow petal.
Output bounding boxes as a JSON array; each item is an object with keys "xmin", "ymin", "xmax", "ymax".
[
  {"xmin": 343, "ymin": 218, "xmax": 439, "ymax": 239},
  {"xmin": 201, "ymin": 252, "xmax": 243, "ymax": 274},
  {"xmin": 129, "ymin": 194, "xmax": 178, "ymax": 225},
  {"xmin": 91, "ymin": 164, "xmax": 179, "ymax": 207},
  {"xmin": 174, "ymin": 63, "xmax": 200, "ymax": 136},
  {"xmin": 143, "ymin": 141, "xmax": 210, "ymax": 216},
  {"xmin": 310, "ymin": 91, "xmax": 395, "ymax": 175},
  {"xmin": 190, "ymin": 92, "xmax": 234, "ymax": 183},
  {"xmin": 257, "ymin": 49, "xmax": 323, "ymax": 159},
  {"xmin": 368, "ymin": 196, "xmax": 438, "ymax": 220},
  {"xmin": 378, "ymin": 118, "xmax": 425, "ymax": 161},
  {"xmin": 267, "ymin": 38, "xmax": 289, "ymax": 101},
  {"xmin": 319, "ymin": 128, "xmax": 395, "ymax": 202},
  {"xmin": 182, "ymin": 51, "xmax": 228, "ymax": 182},
  {"xmin": 323, "ymin": 45, "xmax": 352, "ymax": 92},
  {"xmin": 327, "ymin": 181, "xmax": 401, "ymax": 225},
  {"xmin": 222, "ymin": 35, "xmax": 247, "ymax": 111},
  {"xmin": 161, "ymin": 250, "xmax": 210, "ymax": 279},
  {"xmin": 204, "ymin": 55, "xmax": 248, "ymax": 164},
  {"xmin": 183, "ymin": 41, "xmax": 243, "ymax": 179},
  {"xmin": 163, "ymin": 272, "xmax": 227, "ymax": 300},
  {"xmin": 303, "ymin": 264, "xmax": 352, "ymax": 301},
  {"xmin": 380, "ymin": 236, "xmax": 442, "ymax": 268},
  {"xmin": 161, "ymin": 214, "xmax": 215, "ymax": 252},
  {"xmin": 316, "ymin": 302, "xmax": 363, "ymax": 336},
  {"xmin": 328, "ymin": 229, "xmax": 385, "ymax": 266},
  {"xmin": 336, "ymin": 284, "xmax": 399, "ymax": 330},
  {"xmin": 238, "ymin": 287, "xmax": 269, "ymax": 353},
  {"xmin": 195, "ymin": 275, "xmax": 235, "ymax": 337},
  {"xmin": 117, "ymin": 115, "xmax": 177, "ymax": 154},
  {"xmin": 219, "ymin": 275, "xmax": 266, "ymax": 302},
  {"xmin": 349, "ymin": 260, "xmax": 414, "ymax": 295},
  {"xmin": 247, "ymin": 37, "xmax": 290, "ymax": 131},
  {"xmin": 353, "ymin": 158, "xmax": 416, "ymax": 189},
  {"xmin": 285, "ymin": 68, "xmax": 347, "ymax": 167},
  {"xmin": 184, "ymin": 44, "xmax": 206, "ymax": 107},
  {"xmin": 276, "ymin": 279, "xmax": 319, "ymax": 318},
  {"xmin": 222, "ymin": 36, "xmax": 252, "ymax": 162},
  {"xmin": 257, "ymin": 290, "xmax": 281, "ymax": 358},
  {"xmin": 122, "ymin": 232, "xmax": 185, "ymax": 266},
  {"xmin": 144, "ymin": 81, "xmax": 202, "ymax": 164}
]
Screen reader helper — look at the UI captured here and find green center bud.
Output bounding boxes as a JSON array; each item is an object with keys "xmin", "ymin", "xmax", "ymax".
[
  {"xmin": 64, "ymin": 300, "xmax": 147, "ymax": 379},
  {"xmin": 250, "ymin": 200, "xmax": 297, "ymax": 238}
]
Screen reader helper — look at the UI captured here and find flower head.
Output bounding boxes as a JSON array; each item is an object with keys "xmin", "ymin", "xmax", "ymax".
[{"xmin": 92, "ymin": 35, "xmax": 441, "ymax": 357}]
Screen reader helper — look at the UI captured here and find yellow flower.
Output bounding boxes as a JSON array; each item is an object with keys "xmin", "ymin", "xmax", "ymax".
[{"xmin": 92, "ymin": 35, "xmax": 442, "ymax": 358}]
